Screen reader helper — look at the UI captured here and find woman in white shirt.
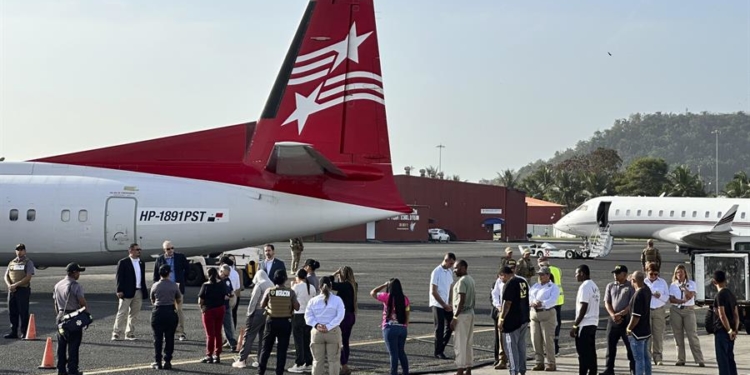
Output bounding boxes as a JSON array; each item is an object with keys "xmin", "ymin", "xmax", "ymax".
[
  {"xmin": 289, "ymin": 269, "xmax": 318, "ymax": 373},
  {"xmin": 668, "ymin": 264, "xmax": 705, "ymax": 367},
  {"xmin": 305, "ymin": 276, "xmax": 345, "ymax": 375}
]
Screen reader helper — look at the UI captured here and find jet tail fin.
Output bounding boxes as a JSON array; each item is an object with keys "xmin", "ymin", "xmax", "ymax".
[{"xmin": 711, "ymin": 204, "xmax": 739, "ymax": 232}]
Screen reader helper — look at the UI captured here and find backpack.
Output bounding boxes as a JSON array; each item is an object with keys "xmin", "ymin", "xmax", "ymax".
[{"xmin": 704, "ymin": 306, "xmax": 716, "ymax": 334}]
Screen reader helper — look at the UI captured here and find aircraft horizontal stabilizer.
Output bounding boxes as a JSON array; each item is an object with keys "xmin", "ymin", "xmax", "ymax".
[{"xmin": 265, "ymin": 142, "xmax": 345, "ymax": 177}]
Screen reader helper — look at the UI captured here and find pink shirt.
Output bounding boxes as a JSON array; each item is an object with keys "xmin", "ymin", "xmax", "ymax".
[{"xmin": 376, "ymin": 292, "xmax": 411, "ymax": 328}]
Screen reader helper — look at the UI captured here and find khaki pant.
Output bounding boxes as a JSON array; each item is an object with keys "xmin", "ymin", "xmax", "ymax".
[
  {"xmin": 669, "ymin": 306, "xmax": 704, "ymax": 364},
  {"xmin": 175, "ymin": 300, "xmax": 185, "ymax": 336},
  {"xmin": 291, "ymin": 250, "xmax": 303, "ymax": 273},
  {"xmin": 311, "ymin": 326, "xmax": 342, "ymax": 375},
  {"xmin": 113, "ymin": 295, "xmax": 143, "ymax": 337},
  {"xmin": 453, "ymin": 313, "xmax": 474, "ymax": 369},
  {"xmin": 649, "ymin": 306, "xmax": 666, "ymax": 362},
  {"xmin": 531, "ymin": 309, "xmax": 556, "ymax": 366}
]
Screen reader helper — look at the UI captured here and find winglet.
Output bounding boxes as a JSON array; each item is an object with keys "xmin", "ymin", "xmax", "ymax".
[{"xmin": 711, "ymin": 204, "xmax": 739, "ymax": 232}]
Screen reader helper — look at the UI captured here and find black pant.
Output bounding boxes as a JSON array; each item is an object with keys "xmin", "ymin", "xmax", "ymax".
[
  {"xmin": 292, "ymin": 314, "xmax": 313, "ymax": 366},
  {"xmin": 493, "ymin": 309, "xmax": 500, "ymax": 362},
  {"xmin": 604, "ymin": 318, "xmax": 634, "ymax": 373},
  {"xmin": 258, "ymin": 317, "xmax": 292, "ymax": 375},
  {"xmin": 8, "ymin": 286, "xmax": 30, "ymax": 336},
  {"xmin": 715, "ymin": 330, "xmax": 737, "ymax": 375},
  {"xmin": 431, "ymin": 306, "xmax": 453, "ymax": 356},
  {"xmin": 57, "ymin": 326, "xmax": 83, "ymax": 374},
  {"xmin": 554, "ymin": 305, "xmax": 561, "ymax": 355},
  {"xmin": 575, "ymin": 325, "xmax": 597, "ymax": 375},
  {"xmin": 151, "ymin": 306, "xmax": 178, "ymax": 363}
]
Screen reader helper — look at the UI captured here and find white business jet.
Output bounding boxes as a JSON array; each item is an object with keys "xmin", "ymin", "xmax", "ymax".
[
  {"xmin": 554, "ymin": 196, "xmax": 750, "ymax": 252},
  {"xmin": 0, "ymin": 0, "xmax": 410, "ymax": 267}
]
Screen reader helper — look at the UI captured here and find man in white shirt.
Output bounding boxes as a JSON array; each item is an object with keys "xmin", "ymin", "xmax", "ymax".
[
  {"xmin": 570, "ymin": 264, "xmax": 600, "ymax": 375},
  {"xmin": 429, "ymin": 252, "xmax": 455, "ymax": 359},
  {"xmin": 644, "ymin": 262, "xmax": 669, "ymax": 366},
  {"xmin": 112, "ymin": 243, "xmax": 148, "ymax": 341},
  {"xmin": 529, "ymin": 266, "xmax": 560, "ymax": 371}
]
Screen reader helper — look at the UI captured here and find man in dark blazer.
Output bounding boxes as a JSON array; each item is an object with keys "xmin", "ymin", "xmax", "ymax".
[
  {"xmin": 260, "ymin": 244, "xmax": 287, "ymax": 283},
  {"xmin": 112, "ymin": 243, "xmax": 148, "ymax": 341},
  {"xmin": 153, "ymin": 240, "xmax": 189, "ymax": 341}
]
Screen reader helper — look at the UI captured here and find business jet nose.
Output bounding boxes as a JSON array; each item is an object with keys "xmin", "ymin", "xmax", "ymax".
[{"xmin": 553, "ymin": 217, "xmax": 570, "ymax": 233}]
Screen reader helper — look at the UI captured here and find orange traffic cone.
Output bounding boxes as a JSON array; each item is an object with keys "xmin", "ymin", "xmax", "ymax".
[
  {"xmin": 236, "ymin": 327, "xmax": 246, "ymax": 352},
  {"xmin": 24, "ymin": 313, "xmax": 38, "ymax": 340},
  {"xmin": 38, "ymin": 337, "xmax": 56, "ymax": 369}
]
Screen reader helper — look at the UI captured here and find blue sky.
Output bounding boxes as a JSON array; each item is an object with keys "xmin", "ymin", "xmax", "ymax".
[{"xmin": 1, "ymin": 0, "xmax": 748, "ymax": 182}]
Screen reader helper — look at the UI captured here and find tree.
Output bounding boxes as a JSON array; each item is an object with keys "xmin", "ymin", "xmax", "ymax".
[
  {"xmin": 548, "ymin": 170, "xmax": 584, "ymax": 213},
  {"xmin": 614, "ymin": 157, "xmax": 669, "ymax": 196},
  {"xmin": 666, "ymin": 165, "xmax": 706, "ymax": 197},
  {"xmin": 496, "ymin": 169, "xmax": 519, "ymax": 189},
  {"xmin": 580, "ymin": 172, "xmax": 615, "ymax": 199},
  {"xmin": 723, "ymin": 171, "xmax": 750, "ymax": 198}
]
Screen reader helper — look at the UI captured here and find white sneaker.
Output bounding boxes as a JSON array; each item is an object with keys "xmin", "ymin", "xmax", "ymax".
[
  {"xmin": 232, "ymin": 360, "xmax": 247, "ymax": 368},
  {"xmin": 288, "ymin": 365, "xmax": 305, "ymax": 373},
  {"xmin": 303, "ymin": 365, "xmax": 313, "ymax": 372},
  {"xmin": 177, "ymin": 334, "xmax": 186, "ymax": 341},
  {"xmin": 252, "ymin": 361, "xmax": 259, "ymax": 368}
]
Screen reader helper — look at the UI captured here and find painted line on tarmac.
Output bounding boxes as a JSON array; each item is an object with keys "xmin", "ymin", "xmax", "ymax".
[{"xmin": 83, "ymin": 327, "xmax": 497, "ymax": 374}]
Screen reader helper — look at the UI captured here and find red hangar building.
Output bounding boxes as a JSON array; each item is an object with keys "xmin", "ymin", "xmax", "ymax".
[{"xmin": 320, "ymin": 175, "xmax": 528, "ymax": 242}]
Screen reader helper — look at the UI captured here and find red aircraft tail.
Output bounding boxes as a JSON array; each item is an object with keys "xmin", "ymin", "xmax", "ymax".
[{"xmin": 35, "ymin": 0, "xmax": 408, "ymax": 213}]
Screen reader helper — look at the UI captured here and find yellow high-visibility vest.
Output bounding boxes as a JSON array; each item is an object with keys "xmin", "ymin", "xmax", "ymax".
[{"xmin": 549, "ymin": 266, "xmax": 564, "ymax": 305}]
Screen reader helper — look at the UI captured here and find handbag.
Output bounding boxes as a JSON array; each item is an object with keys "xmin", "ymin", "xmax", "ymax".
[
  {"xmin": 57, "ymin": 284, "xmax": 93, "ymax": 335},
  {"xmin": 704, "ymin": 306, "xmax": 716, "ymax": 334}
]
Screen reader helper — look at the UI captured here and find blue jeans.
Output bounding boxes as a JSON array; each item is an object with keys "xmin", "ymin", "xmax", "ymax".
[
  {"xmin": 629, "ymin": 337, "xmax": 652, "ymax": 375},
  {"xmin": 223, "ymin": 304, "xmax": 237, "ymax": 347},
  {"xmin": 714, "ymin": 330, "xmax": 737, "ymax": 375},
  {"xmin": 383, "ymin": 324, "xmax": 409, "ymax": 375}
]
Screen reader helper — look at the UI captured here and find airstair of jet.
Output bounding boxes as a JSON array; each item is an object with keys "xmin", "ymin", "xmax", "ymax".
[{"xmin": 588, "ymin": 224, "xmax": 614, "ymax": 258}]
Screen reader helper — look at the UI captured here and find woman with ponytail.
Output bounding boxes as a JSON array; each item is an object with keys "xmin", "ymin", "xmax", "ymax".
[
  {"xmin": 289, "ymin": 269, "xmax": 318, "ymax": 373},
  {"xmin": 371, "ymin": 278, "xmax": 410, "ymax": 375},
  {"xmin": 332, "ymin": 266, "xmax": 358, "ymax": 375},
  {"xmin": 198, "ymin": 267, "xmax": 227, "ymax": 364},
  {"xmin": 305, "ymin": 276, "xmax": 345, "ymax": 375}
]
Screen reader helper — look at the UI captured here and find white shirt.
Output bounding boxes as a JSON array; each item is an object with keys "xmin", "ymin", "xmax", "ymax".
[
  {"xmin": 228, "ymin": 268, "xmax": 241, "ymax": 293},
  {"xmin": 645, "ymin": 277, "xmax": 670, "ymax": 309},
  {"xmin": 529, "ymin": 281, "xmax": 560, "ymax": 310},
  {"xmin": 491, "ymin": 278, "xmax": 505, "ymax": 308},
  {"xmin": 265, "ymin": 258, "xmax": 275, "ymax": 275},
  {"xmin": 131, "ymin": 258, "xmax": 141, "ymax": 289},
  {"xmin": 305, "ymin": 293, "xmax": 345, "ymax": 330},
  {"xmin": 576, "ymin": 279, "xmax": 600, "ymax": 328},
  {"xmin": 293, "ymin": 282, "xmax": 318, "ymax": 314},
  {"xmin": 429, "ymin": 264, "xmax": 454, "ymax": 308},
  {"xmin": 669, "ymin": 279, "xmax": 696, "ymax": 307}
]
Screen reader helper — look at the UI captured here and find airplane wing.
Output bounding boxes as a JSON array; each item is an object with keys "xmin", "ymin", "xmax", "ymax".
[{"xmin": 657, "ymin": 205, "xmax": 739, "ymax": 249}]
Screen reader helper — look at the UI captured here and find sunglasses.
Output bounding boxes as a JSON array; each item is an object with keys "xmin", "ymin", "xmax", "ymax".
[{"xmin": 166, "ymin": 247, "xmax": 174, "ymax": 250}]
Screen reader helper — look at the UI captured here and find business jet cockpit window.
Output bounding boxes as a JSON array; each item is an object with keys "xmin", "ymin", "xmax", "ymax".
[{"xmin": 575, "ymin": 205, "xmax": 588, "ymax": 211}]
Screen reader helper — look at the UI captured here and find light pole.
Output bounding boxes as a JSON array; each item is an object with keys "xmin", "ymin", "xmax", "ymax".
[
  {"xmin": 712, "ymin": 129, "xmax": 720, "ymax": 196},
  {"xmin": 436, "ymin": 144, "xmax": 446, "ymax": 174}
]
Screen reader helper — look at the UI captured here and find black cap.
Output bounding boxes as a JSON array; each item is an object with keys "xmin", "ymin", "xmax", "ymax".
[
  {"xmin": 611, "ymin": 265, "xmax": 628, "ymax": 274},
  {"xmin": 15, "ymin": 243, "xmax": 26, "ymax": 251},
  {"xmin": 66, "ymin": 263, "xmax": 86, "ymax": 273}
]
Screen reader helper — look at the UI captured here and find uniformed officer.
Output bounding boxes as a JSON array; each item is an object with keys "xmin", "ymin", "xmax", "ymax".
[
  {"xmin": 640, "ymin": 239, "xmax": 661, "ymax": 270},
  {"xmin": 529, "ymin": 266, "xmax": 560, "ymax": 371},
  {"xmin": 258, "ymin": 269, "xmax": 300, "ymax": 375},
  {"xmin": 4, "ymin": 243, "xmax": 35, "ymax": 339},
  {"xmin": 516, "ymin": 249, "xmax": 536, "ymax": 279},
  {"xmin": 150, "ymin": 265, "xmax": 182, "ymax": 370},
  {"xmin": 53, "ymin": 262, "xmax": 88, "ymax": 375},
  {"xmin": 290, "ymin": 238, "xmax": 304, "ymax": 272}
]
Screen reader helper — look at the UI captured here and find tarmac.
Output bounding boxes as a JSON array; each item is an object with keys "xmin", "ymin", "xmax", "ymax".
[{"xmin": 0, "ymin": 240, "xmax": 747, "ymax": 374}]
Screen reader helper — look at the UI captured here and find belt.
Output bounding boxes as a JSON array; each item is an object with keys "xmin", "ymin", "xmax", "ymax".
[
  {"xmin": 676, "ymin": 305, "xmax": 694, "ymax": 310},
  {"xmin": 650, "ymin": 306, "xmax": 665, "ymax": 310},
  {"xmin": 534, "ymin": 308, "xmax": 554, "ymax": 312}
]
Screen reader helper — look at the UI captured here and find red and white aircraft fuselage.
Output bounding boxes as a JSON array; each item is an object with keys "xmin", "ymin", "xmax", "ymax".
[{"xmin": 0, "ymin": 0, "xmax": 410, "ymax": 267}]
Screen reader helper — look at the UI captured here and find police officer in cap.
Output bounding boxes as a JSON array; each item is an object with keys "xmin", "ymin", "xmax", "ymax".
[
  {"xmin": 258, "ymin": 269, "xmax": 300, "ymax": 375},
  {"xmin": 54, "ymin": 262, "xmax": 88, "ymax": 375},
  {"xmin": 5, "ymin": 243, "xmax": 35, "ymax": 339}
]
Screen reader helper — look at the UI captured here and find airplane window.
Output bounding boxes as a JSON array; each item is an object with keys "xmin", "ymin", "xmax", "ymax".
[
  {"xmin": 27, "ymin": 209, "xmax": 36, "ymax": 221},
  {"xmin": 576, "ymin": 205, "xmax": 588, "ymax": 211},
  {"xmin": 658, "ymin": 210, "xmax": 663, "ymax": 217},
  {"xmin": 615, "ymin": 209, "xmax": 620, "ymax": 216},
  {"xmin": 626, "ymin": 209, "xmax": 631, "ymax": 216},
  {"xmin": 78, "ymin": 210, "xmax": 88, "ymax": 222},
  {"xmin": 61, "ymin": 210, "xmax": 70, "ymax": 222},
  {"xmin": 717, "ymin": 211, "xmax": 722, "ymax": 218},
  {"xmin": 637, "ymin": 209, "xmax": 641, "ymax": 216},
  {"xmin": 683, "ymin": 211, "xmax": 688, "ymax": 217},
  {"xmin": 9, "ymin": 209, "xmax": 19, "ymax": 221},
  {"xmin": 670, "ymin": 210, "xmax": 674, "ymax": 217},
  {"xmin": 692, "ymin": 211, "xmax": 696, "ymax": 218},
  {"xmin": 705, "ymin": 211, "xmax": 710, "ymax": 218},
  {"xmin": 648, "ymin": 210, "xmax": 652, "ymax": 216},
  {"xmin": 742, "ymin": 212, "xmax": 747, "ymax": 219}
]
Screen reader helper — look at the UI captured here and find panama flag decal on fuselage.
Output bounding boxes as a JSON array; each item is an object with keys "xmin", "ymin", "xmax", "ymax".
[{"xmin": 282, "ymin": 22, "xmax": 384, "ymax": 134}]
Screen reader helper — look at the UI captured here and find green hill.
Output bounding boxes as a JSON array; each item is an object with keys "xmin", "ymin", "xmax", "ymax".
[{"xmin": 517, "ymin": 111, "xmax": 750, "ymax": 187}]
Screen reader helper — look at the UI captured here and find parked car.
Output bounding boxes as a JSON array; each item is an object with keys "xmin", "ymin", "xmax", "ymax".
[{"xmin": 428, "ymin": 228, "xmax": 451, "ymax": 243}]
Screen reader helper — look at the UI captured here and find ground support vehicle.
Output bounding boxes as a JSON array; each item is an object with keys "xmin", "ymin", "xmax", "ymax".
[
  {"xmin": 185, "ymin": 247, "xmax": 262, "ymax": 288},
  {"xmin": 520, "ymin": 242, "xmax": 592, "ymax": 259}
]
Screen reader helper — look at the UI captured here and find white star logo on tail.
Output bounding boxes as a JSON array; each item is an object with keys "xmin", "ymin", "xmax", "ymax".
[{"xmin": 281, "ymin": 22, "xmax": 384, "ymax": 134}]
